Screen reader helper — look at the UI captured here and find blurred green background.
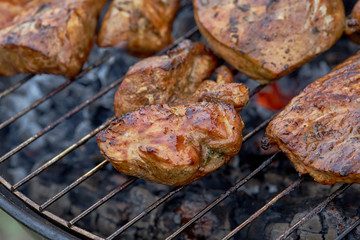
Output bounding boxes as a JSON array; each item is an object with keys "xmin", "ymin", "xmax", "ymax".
[{"xmin": 0, "ymin": 208, "xmax": 40, "ymax": 240}]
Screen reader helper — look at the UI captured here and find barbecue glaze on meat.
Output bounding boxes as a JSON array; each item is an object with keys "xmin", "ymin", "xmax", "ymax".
[
  {"xmin": 193, "ymin": 0, "xmax": 345, "ymax": 83},
  {"xmin": 0, "ymin": 0, "xmax": 106, "ymax": 78},
  {"xmin": 265, "ymin": 52, "xmax": 360, "ymax": 184},
  {"xmin": 114, "ymin": 40, "xmax": 249, "ymax": 117},
  {"xmin": 97, "ymin": 102, "xmax": 244, "ymax": 186},
  {"xmin": 98, "ymin": 0, "xmax": 180, "ymax": 55}
]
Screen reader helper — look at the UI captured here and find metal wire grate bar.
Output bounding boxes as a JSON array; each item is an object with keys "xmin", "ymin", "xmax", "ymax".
[
  {"xmin": 68, "ymin": 177, "xmax": 137, "ymax": 227},
  {"xmin": 107, "ymin": 186, "xmax": 185, "ymax": 240},
  {"xmin": 11, "ymin": 116, "xmax": 116, "ymax": 191},
  {"xmin": 335, "ymin": 217, "xmax": 360, "ymax": 240},
  {"xmin": 0, "ymin": 74, "xmax": 34, "ymax": 99},
  {"xmin": 249, "ymin": 84, "xmax": 265, "ymax": 96},
  {"xmin": 222, "ymin": 176, "xmax": 304, "ymax": 240},
  {"xmin": 166, "ymin": 152, "xmax": 279, "ymax": 240},
  {"xmin": 0, "ymin": 75, "xmax": 124, "ymax": 164},
  {"xmin": 0, "ymin": 79, "xmax": 71, "ymax": 131},
  {"xmin": 0, "ymin": 56, "xmax": 110, "ymax": 131},
  {"xmin": 276, "ymin": 183, "xmax": 352, "ymax": 240},
  {"xmin": 40, "ymin": 159, "xmax": 110, "ymax": 211},
  {"xmin": 243, "ymin": 113, "xmax": 276, "ymax": 142},
  {"xmin": 0, "ymin": 173, "xmax": 103, "ymax": 239}
]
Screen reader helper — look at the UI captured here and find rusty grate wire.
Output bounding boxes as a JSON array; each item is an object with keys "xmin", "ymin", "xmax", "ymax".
[
  {"xmin": 276, "ymin": 183, "xmax": 352, "ymax": 240},
  {"xmin": 335, "ymin": 217, "xmax": 360, "ymax": 240},
  {"xmin": 0, "ymin": 20, "xmax": 358, "ymax": 240},
  {"xmin": 0, "ymin": 74, "xmax": 34, "ymax": 99},
  {"xmin": 222, "ymin": 176, "xmax": 305, "ymax": 240}
]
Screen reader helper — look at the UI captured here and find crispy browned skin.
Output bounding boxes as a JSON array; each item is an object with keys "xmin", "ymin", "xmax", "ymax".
[
  {"xmin": 265, "ymin": 52, "xmax": 360, "ymax": 184},
  {"xmin": 98, "ymin": 0, "xmax": 180, "ymax": 55},
  {"xmin": 345, "ymin": 0, "xmax": 360, "ymax": 44},
  {"xmin": 114, "ymin": 40, "xmax": 249, "ymax": 117},
  {"xmin": 193, "ymin": 0, "xmax": 345, "ymax": 83},
  {"xmin": 0, "ymin": 0, "xmax": 106, "ymax": 78},
  {"xmin": 97, "ymin": 102, "xmax": 244, "ymax": 186}
]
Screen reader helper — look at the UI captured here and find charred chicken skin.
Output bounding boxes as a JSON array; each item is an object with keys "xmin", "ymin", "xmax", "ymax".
[
  {"xmin": 114, "ymin": 40, "xmax": 249, "ymax": 117},
  {"xmin": 97, "ymin": 102, "xmax": 244, "ymax": 186},
  {"xmin": 193, "ymin": 0, "xmax": 345, "ymax": 83},
  {"xmin": 98, "ymin": 0, "xmax": 180, "ymax": 55},
  {"xmin": 265, "ymin": 52, "xmax": 360, "ymax": 185},
  {"xmin": 0, "ymin": 0, "xmax": 106, "ymax": 78}
]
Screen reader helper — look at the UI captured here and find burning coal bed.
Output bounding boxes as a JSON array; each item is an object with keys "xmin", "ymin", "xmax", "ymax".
[{"xmin": 0, "ymin": 4, "xmax": 360, "ymax": 240}]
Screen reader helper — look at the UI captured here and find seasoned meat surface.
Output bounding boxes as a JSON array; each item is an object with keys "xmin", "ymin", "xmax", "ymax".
[
  {"xmin": 193, "ymin": 0, "xmax": 345, "ymax": 83},
  {"xmin": 0, "ymin": 0, "xmax": 106, "ymax": 78},
  {"xmin": 265, "ymin": 52, "xmax": 360, "ymax": 184},
  {"xmin": 114, "ymin": 40, "xmax": 249, "ymax": 117},
  {"xmin": 98, "ymin": 0, "xmax": 180, "ymax": 55},
  {"xmin": 188, "ymin": 65, "xmax": 249, "ymax": 112},
  {"xmin": 97, "ymin": 102, "xmax": 244, "ymax": 186},
  {"xmin": 0, "ymin": 1, "xmax": 28, "ymax": 29}
]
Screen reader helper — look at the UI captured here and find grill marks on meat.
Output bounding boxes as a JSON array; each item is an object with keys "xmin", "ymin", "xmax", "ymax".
[
  {"xmin": 114, "ymin": 40, "xmax": 249, "ymax": 117},
  {"xmin": 266, "ymin": 52, "xmax": 360, "ymax": 184},
  {"xmin": 98, "ymin": 0, "xmax": 180, "ymax": 55},
  {"xmin": 97, "ymin": 103, "xmax": 244, "ymax": 186},
  {"xmin": 193, "ymin": 0, "xmax": 345, "ymax": 83},
  {"xmin": 0, "ymin": 0, "xmax": 106, "ymax": 78}
]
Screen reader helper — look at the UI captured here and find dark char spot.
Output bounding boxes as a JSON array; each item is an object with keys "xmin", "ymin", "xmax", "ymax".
[
  {"xmin": 146, "ymin": 147, "xmax": 156, "ymax": 152},
  {"xmin": 234, "ymin": 1, "xmax": 250, "ymax": 12},
  {"xmin": 312, "ymin": 27, "xmax": 320, "ymax": 34}
]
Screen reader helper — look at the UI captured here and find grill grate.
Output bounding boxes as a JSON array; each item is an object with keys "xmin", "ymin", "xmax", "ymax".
[
  {"xmin": 0, "ymin": 74, "xmax": 34, "ymax": 99},
  {"xmin": 222, "ymin": 176, "xmax": 304, "ymax": 240},
  {"xmin": 277, "ymin": 183, "xmax": 352, "ymax": 240},
  {"xmin": 0, "ymin": 10, "xmax": 358, "ymax": 240}
]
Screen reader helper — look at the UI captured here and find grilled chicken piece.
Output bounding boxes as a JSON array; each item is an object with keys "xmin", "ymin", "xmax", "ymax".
[
  {"xmin": 0, "ymin": 0, "xmax": 106, "ymax": 78},
  {"xmin": 265, "ymin": 52, "xmax": 360, "ymax": 184},
  {"xmin": 98, "ymin": 0, "xmax": 180, "ymax": 55},
  {"xmin": 114, "ymin": 40, "xmax": 249, "ymax": 117},
  {"xmin": 193, "ymin": 0, "xmax": 345, "ymax": 83},
  {"xmin": 114, "ymin": 40, "xmax": 217, "ymax": 116},
  {"xmin": 97, "ymin": 102, "xmax": 244, "ymax": 186}
]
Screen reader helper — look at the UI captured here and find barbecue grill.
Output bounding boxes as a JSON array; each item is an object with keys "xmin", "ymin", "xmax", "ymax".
[{"xmin": 0, "ymin": 2, "xmax": 359, "ymax": 240}]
